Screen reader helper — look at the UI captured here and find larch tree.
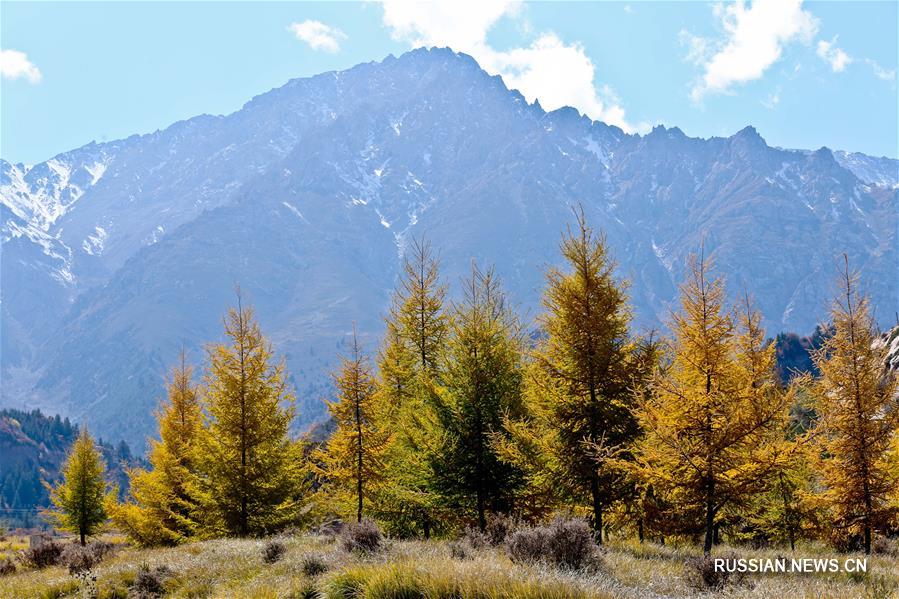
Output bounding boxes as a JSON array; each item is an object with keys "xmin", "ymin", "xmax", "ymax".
[
  {"xmin": 431, "ymin": 263, "xmax": 524, "ymax": 531},
  {"xmin": 377, "ymin": 238, "xmax": 448, "ymax": 537},
  {"xmin": 500, "ymin": 209, "xmax": 639, "ymax": 543},
  {"xmin": 195, "ymin": 293, "xmax": 304, "ymax": 537},
  {"xmin": 632, "ymin": 255, "xmax": 791, "ymax": 554},
  {"xmin": 109, "ymin": 352, "xmax": 202, "ymax": 546},
  {"xmin": 46, "ymin": 428, "xmax": 108, "ymax": 545},
  {"xmin": 808, "ymin": 259, "xmax": 899, "ymax": 554},
  {"xmin": 314, "ymin": 327, "xmax": 390, "ymax": 523},
  {"xmin": 376, "ymin": 321, "xmax": 416, "ymax": 419}
]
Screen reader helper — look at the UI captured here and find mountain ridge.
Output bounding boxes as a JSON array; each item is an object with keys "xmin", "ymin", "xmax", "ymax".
[{"xmin": 2, "ymin": 46, "xmax": 897, "ymax": 449}]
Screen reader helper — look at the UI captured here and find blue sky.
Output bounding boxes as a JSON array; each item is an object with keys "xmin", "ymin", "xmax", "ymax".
[{"xmin": 1, "ymin": 1, "xmax": 896, "ymax": 164}]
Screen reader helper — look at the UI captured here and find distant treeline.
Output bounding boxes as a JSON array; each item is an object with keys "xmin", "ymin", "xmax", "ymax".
[
  {"xmin": 41, "ymin": 209, "xmax": 898, "ymax": 557},
  {"xmin": 0, "ymin": 408, "xmax": 137, "ymax": 529}
]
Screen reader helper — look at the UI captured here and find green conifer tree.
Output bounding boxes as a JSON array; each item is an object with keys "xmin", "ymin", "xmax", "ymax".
[{"xmin": 431, "ymin": 263, "xmax": 524, "ymax": 531}]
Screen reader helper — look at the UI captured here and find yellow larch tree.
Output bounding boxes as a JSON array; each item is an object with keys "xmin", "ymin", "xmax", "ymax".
[
  {"xmin": 807, "ymin": 259, "xmax": 899, "ymax": 554},
  {"xmin": 498, "ymin": 209, "xmax": 640, "ymax": 543},
  {"xmin": 631, "ymin": 255, "xmax": 791, "ymax": 554},
  {"xmin": 376, "ymin": 238, "xmax": 448, "ymax": 537},
  {"xmin": 194, "ymin": 293, "xmax": 304, "ymax": 537},
  {"xmin": 109, "ymin": 352, "xmax": 202, "ymax": 546},
  {"xmin": 45, "ymin": 428, "xmax": 109, "ymax": 545},
  {"xmin": 313, "ymin": 327, "xmax": 391, "ymax": 523}
]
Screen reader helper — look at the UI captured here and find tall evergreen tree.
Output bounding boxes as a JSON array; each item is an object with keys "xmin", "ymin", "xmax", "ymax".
[
  {"xmin": 314, "ymin": 327, "xmax": 390, "ymax": 523},
  {"xmin": 46, "ymin": 428, "xmax": 108, "ymax": 545},
  {"xmin": 376, "ymin": 238, "xmax": 447, "ymax": 537},
  {"xmin": 109, "ymin": 352, "xmax": 202, "ymax": 546},
  {"xmin": 808, "ymin": 259, "xmax": 899, "ymax": 554},
  {"xmin": 500, "ymin": 210, "xmax": 639, "ymax": 542},
  {"xmin": 431, "ymin": 263, "xmax": 524, "ymax": 531},
  {"xmin": 195, "ymin": 293, "xmax": 304, "ymax": 537},
  {"xmin": 631, "ymin": 255, "xmax": 791, "ymax": 554}
]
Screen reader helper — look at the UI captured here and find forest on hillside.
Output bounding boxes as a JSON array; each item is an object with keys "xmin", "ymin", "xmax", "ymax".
[
  {"xmin": 0, "ymin": 409, "xmax": 137, "ymax": 529},
  {"xmin": 2, "ymin": 211, "xmax": 898, "ymax": 598}
]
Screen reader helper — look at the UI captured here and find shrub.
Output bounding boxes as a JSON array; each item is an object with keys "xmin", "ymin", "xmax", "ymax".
[
  {"xmin": 506, "ymin": 526, "xmax": 549, "ymax": 565},
  {"xmin": 315, "ymin": 519, "xmax": 344, "ymax": 537},
  {"xmin": 462, "ymin": 526, "xmax": 488, "ymax": 549},
  {"xmin": 128, "ymin": 563, "xmax": 170, "ymax": 599},
  {"xmin": 61, "ymin": 543, "xmax": 98, "ymax": 575},
  {"xmin": 0, "ymin": 557, "xmax": 15, "ymax": 576},
  {"xmin": 262, "ymin": 539, "xmax": 287, "ymax": 564},
  {"xmin": 340, "ymin": 518, "xmax": 383, "ymax": 554},
  {"xmin": 685, "ymin": 552, "xmax": 746, "ymax": 591},
  {"xmin": 19, "ymin": 539, "xmax": 63, "ymax": 569},
  {"xmin": 506, "ymin": 517, "xmax": 600, "ymax": 571},
  {"xmin": 485, "ymin": 513, "xmax": 516, "ymax": 546},
  {"xmin": 448, "ymin": 540, "xmax": 471, "ymax": 560},
  {"xmin": 545, "ymin": 517, "xmax": 598, "ymax": 570},
  {"xmin": 873, "ymin": 536, "xmax": 898, "ymax": 557},
  {"xmin": 301, "ymin": 553, "xmax": 328, "ymax": 577},
  {"xmin": 87, "ymin": 540, "xmax": 115, "ymax": 560}
]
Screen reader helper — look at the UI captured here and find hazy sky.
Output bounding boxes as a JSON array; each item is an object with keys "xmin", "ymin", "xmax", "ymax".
[{"xmin": 2, "ymin": 1, "xmax": 897, "ymax": 164}]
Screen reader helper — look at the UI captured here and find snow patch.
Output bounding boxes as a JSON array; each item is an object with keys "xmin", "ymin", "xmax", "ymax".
[
  {"xmin": 82, "ymin": 225, "xmax": 108, "ymax": 255},
  {"xmin": 282, "ymin": 201, "xmax": 310, "ymax": 223}
]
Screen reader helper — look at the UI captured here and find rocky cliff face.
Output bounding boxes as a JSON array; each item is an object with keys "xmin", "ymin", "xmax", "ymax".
[{"xmin": 2, "ymin": 47, "xmax": 897, "ymax": 448}]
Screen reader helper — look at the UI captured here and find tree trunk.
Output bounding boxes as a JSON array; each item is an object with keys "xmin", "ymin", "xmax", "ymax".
[
  {"xmin": 638, "ymin": 517, "xmax": 644, "ymax": 543},
  {"xmin": 356, "ymin": 391, "xmax": 364, "ymax": 524},
  {"xmin": 703, "ymin": 476, "xmax": 715, "ymax": 554},
  {"xmin": 80, "ymin": 530, "xmax": 85, "ymax": 546},
  {"xmin": 591, "ymin": 474, "xmax": 603, "ymax": 545}
]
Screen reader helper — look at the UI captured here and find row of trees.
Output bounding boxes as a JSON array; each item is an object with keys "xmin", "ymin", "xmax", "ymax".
[{"xmin": 47, "ymin": 211, "xmax": 898, "ymax": 555}]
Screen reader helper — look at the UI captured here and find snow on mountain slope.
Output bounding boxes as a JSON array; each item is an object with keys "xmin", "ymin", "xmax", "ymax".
[
  {"xmin": 833, "ymin": 151, "xmax": 899, "ymax": 189},
  {"xmin": 1, "ymin": 47, "xmax": 896, "ymax": 449}
]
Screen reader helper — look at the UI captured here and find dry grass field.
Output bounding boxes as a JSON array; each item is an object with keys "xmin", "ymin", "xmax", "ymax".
[{"xmin": 0, "ymin": 532, "xmax": 897, "ymax": 599}]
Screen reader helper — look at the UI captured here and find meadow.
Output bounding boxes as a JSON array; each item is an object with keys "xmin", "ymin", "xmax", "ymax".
[{"xmin": 1, "ymin": 531, "xmax": 897, "ymax": 599}]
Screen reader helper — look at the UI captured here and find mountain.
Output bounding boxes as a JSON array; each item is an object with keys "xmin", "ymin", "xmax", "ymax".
[
  {"xmin": 2, "ymin": 47, "xmax": 897, "ymax": 449},
  {"xmin": 0, "ymin": 408, "xmax": 137, "ymax": 528}
]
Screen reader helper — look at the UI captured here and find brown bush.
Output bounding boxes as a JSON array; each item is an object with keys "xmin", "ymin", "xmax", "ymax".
[
  {"xmin": 19, "ymin": 539, "xmax": 63, "ymax": 569},
  {"xmin": 340, "ymin": 518, "xmax": 383, "ymax": 554},
  {"xmin": 545, "ymin": 517, "xmax": 598, "ymax": 570},
  {"xmin": 61, "ymin": 544, "xmax": 97, "ymax": 575},
  {"xmin": 485, "ymin": 513, "xmax": 517, "ymax": 546},
  {"xmin": 0, "ymin": 558, "xmax": 15, "ymax": 577},
  {"xmin": 685, "ymin": 552, "xmax": 747, "ymax": 590},
  {"xmin": 505, "ymin": 517, "xmax": 600, "ymax": 571},
  {"xmin": 262, "ymin": 539, "xmax": 286, "ymax": 564},
  {"xmin": 873, "ymin": 536, "xmax": 898, "ymax": 557},
  {"xmin": 462, "ymin": 526, "xmax": 488, "ymax": 550},
  {"xmin": 128, "ymin": 563, "xmax": 170, "ymax": 599},
  {"xmin": 506, "ymin": 526, "xmax": 548, "ymax": 565},
  {"xmin": 301, "ymin": 553, "xmax": 328, "ymax": 576}
]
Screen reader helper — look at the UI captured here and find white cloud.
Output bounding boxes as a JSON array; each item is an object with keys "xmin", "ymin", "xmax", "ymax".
[
  {"xmin": 377, "ymin": 0, "xmax": 642, "ymax": 132},
  {"xmin": 761, "ymin": 90, "xmax": 780, "ymax": 109},
  {"xmin": 864, "ymin": 58, "xmax": 896, "ymax": 82},
  {"xmin": 288, "ymin": 20, "xmax": 347, "ymax": 53},
  {"xmin": 816, "ymin": 37, "xmax": 852, "ymax": 72},
  {"xmin": 686, "ymin": 0, "xmax": 818, "ymax": 101},
  {"xmin": 0, "ymin": 49, "xmax": 42, "ymax": 83}
]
